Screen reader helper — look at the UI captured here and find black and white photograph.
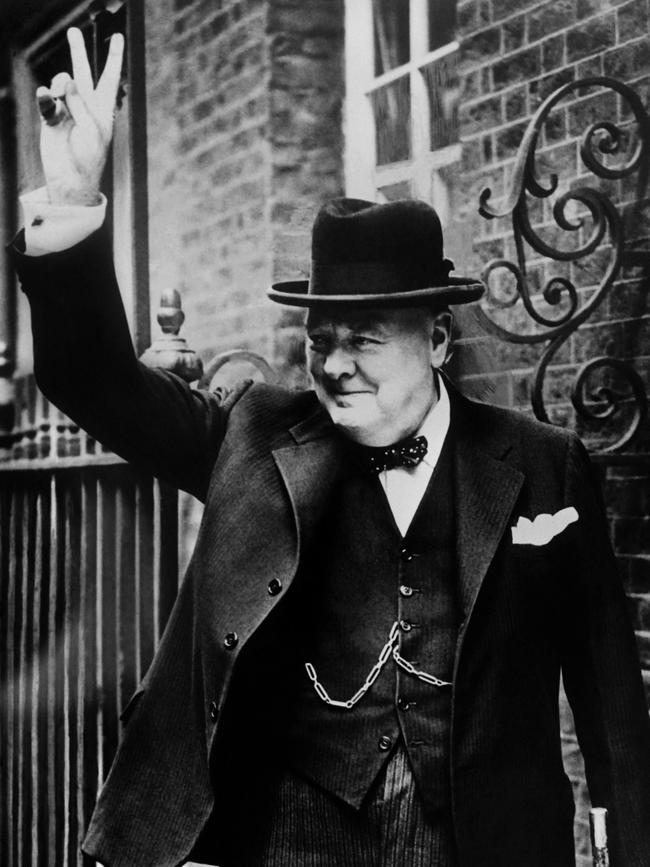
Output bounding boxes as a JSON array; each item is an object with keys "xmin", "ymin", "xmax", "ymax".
[{"xmin": 1, "ymin": 1, "xmax": 650, "ymax": 865}]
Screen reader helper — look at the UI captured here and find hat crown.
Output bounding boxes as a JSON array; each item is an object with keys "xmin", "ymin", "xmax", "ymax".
[{"xmin": 312, "ymin": 197, "xmax": 445, "ymax": 266}]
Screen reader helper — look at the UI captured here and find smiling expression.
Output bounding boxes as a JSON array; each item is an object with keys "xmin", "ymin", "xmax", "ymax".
[{"xmin": 306, "ymin": 306, "xmax": 451, "ymax": 446}]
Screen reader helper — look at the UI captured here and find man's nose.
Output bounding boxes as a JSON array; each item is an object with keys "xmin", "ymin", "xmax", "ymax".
[{"xmin": 322, "ymin": 346, "xmax": 355, "ymax": 378}]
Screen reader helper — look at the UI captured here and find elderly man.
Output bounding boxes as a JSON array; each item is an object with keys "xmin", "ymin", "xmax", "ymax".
[{"xmin": 12, "ymin": 28, "xmax": 650, "ymax": 867}]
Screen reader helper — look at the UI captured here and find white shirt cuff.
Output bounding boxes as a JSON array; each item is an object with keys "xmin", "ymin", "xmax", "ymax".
[{"xmin": 20, "ymin": 187, "xmax": 107, "ymax": 256}]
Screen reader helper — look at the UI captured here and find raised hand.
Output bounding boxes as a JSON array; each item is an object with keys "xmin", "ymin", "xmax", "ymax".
[{"xmin": 37, "ymin": 27, "xmax": 124, "ymax": 205}]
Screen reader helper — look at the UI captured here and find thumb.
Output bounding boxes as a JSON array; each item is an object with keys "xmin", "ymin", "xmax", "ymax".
[
  {"xmin": 36, "ymin": 86, "xmax": 70, "ymax": 127},
  {"xmin": 64, "ymin": 78, "xmax": 95, "ymax": 129}
]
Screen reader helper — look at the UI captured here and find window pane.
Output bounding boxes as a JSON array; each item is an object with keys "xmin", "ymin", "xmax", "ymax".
[
  {"xmin": 421, "ymin": 51, "xmax": 459, "ymax": 150},
  {"xmin": 377, "ymin": 180, "xmax": 413, "ymax": 201},
  {"xmin": 373, "ymin": 0, "xmax": 410, "ymax": 76},
  {"xmin": 370, "ymin": 76, "xmax": 412, "ymax": 165},
  {"xmin": 428, "ymin": 0, "xmax": 456, "ymax": 52}
]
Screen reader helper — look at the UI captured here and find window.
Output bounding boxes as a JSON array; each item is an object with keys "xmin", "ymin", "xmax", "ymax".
[{"xmin": 344, "ymin": 0, "xmax": 459, "ymax": 218}]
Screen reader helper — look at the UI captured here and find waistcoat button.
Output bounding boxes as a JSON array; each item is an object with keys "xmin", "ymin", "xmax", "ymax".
[
  {"xmin": 397, "ymin": 697, "xmax": 411, "ymax": 712},
  {"xmin": 400, "ymin": 547, "xmax": 414, "ymax": 562},
  {"xmin": 209, "ymin": 700, "xmax": 219, "ymax": 721},
  {"xmin": 399, "ymin": 584, "xmax": 414, "ymax": 597},
  {"xmin": 268, "ymin": 578, "xmax": 282, "ymax": 596},
  {"xmin": 224, "ymin": 631, "xmax": 239, "ymax": 649},
  {"xmin": 378, "ymin": 735, "xmax": 393, "ymax": 751},
  {"xmin": 399, "ymin": 619, "xmax": 413, "ymax": 632}
]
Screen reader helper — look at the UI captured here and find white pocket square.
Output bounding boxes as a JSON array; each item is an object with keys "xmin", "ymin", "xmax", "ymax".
[{"xmin": 511, "ymin": 506, "xmax": 578, "ymax": 546}]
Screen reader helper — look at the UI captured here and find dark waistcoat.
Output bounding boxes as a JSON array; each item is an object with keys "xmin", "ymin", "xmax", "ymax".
[{"xmin": 282, "ymin": 435, "xmax": 460, "ymax": 811}]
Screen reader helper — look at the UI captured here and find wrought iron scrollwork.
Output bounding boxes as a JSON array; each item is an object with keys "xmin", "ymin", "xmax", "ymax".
[{"xmin": 476, "ymin": 76, "xmax": 650, "ymax": 452}]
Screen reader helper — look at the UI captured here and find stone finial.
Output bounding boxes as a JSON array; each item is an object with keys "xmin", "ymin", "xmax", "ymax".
[{"xmin": 139, "ymin": 290, "xmax": 203, "ymax": 383}]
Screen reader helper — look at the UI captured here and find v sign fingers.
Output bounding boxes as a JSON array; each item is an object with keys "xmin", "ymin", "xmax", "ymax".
[
  {"xmin": 67, "ymin": 27, "xmax": 94, "ymax": 97},
  {"xmin": 38, "ymin": 27, "xmax": 125, "ymax": 205},
  {"xmin": 95, "ymin": 32, "xmax": 125, "ymax": 120}
]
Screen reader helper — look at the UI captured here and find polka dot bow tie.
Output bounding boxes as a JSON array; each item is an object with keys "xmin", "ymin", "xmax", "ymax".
[{"xmin": 363, "ymin": 435, "xmax": 429, "ymax": 474}]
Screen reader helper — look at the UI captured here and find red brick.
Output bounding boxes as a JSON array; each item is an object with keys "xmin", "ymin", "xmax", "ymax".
[
  {"xmin": 502, "ymin": 15, "xmax": 526, "ymax": 53},
  {"xmin": 626, "ymin": 591, "xmax": 650, "ymax": 629},
  {"xmin": 542, "ymin": 34, "xmax": 566, "ymax": 72},
  {"xmin": 493, "ymin": 45, "xmax": 541, "ymax": 89},
  {"xmin": 618, "ymin": 0, "xmax": 650, "ymax": 43},
  {"xmin": 625, "ymin": 556, "xmax": 650, "ymax": 593},
  {"xmin": 459, "ymin": 95, "xmax": 503, "ymax": 135},
  {"xmin": 637, "ymin": 631, "xmax": 650, "ymax": 669},
  {"xmin": 492, "ymin": 0, "xmax": 537, "ymax": 21},
  {"xmin": 267, "ymin": 1, "xmax": 343, "ymax": 36},
  {"xmin": 458, "ymin": 0, "xmax": 479, "ymax": 35},
  {"xmin": 576, "ymin": 0, "xmax": 603, "ymax": 18},
  {"xmin": 567, "ymin": 14, "xmax": 616, "ymax": 62},
  {"xmin": 461, "ymin": 27, "xmax": 502, "ymax": 67},
  {"xmin": 603, "ymin": 38, "xmax": 650, "ymax": 79},
  {"xmin": 607, "ymin": 477, "xmax": 650, "ymax": 517},
  {"xmin": 504, "ymin": 86, "xmax": 527, "ymax": 121},
  {"xmin": 528, "ymin": 0, "xmax": 576, "ymax": 42}
]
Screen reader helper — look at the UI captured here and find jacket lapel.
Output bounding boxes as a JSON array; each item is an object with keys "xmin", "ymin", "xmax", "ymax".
[
  {"xmin": 451, "ymin": 391, "xmax": 525, "ymax": 621},
  {"xmin": 272, "ymin": 407, "xmax": 347, "ymax": 558}
]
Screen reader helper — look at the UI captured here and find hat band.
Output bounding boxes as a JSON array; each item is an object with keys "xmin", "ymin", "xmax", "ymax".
[{"xmin": 308, "ymin": 259, "xmax": 454, "ymax": 297}]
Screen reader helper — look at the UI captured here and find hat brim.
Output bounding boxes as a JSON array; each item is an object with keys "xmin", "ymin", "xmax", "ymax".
[{"xmin": 267, "ymin": 278, "xmax": 485, "ymax": 308}]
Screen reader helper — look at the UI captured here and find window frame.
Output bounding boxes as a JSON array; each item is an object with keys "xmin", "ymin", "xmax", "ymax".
[{"xmin": 344, "ymin": 0, "xmax": 460, "ymax": 219}]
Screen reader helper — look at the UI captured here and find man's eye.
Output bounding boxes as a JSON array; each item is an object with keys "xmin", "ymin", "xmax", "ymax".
[
  {"xmin": 350, "ymin": 336, "xmax": 376, "ymax": 348},
  {"xmin": 308, "ymin": 337, "xmax": 328, "ymax": 352}
]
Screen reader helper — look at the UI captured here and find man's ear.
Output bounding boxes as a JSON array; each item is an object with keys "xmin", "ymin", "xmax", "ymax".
[{"xmin": 430, "ymin": 311, "xmax": 453, "ymax": 368}]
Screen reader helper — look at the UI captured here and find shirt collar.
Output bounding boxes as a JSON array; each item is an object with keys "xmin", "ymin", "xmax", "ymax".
[{"xmin": 415, "ymin": 373, "xmax": 451, "ymax": 470}]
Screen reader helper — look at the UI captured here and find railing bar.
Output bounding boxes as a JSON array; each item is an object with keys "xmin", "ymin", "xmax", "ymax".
[
  {"xmin": 117, "ymin": 475, "xmax": 137, "ymax": 713},
  {"xmin": 157, "ymin": 481, "xmax": 179, "ymax": 641},
  {"xmin": 14, "ymin": 484, "xmax": 25, "ymax": 867},
  {"xmin": 31, "ymin": 485, "xmax": 42, "ymax": 865},
  {"xmin": 21, "ymin": 482, "xmax": 37, "ymax": 867},
  {"xmin": 64, "ymin": 472, "xmax": 82, "ymax": 866},
  {"xmin": 53, "ymin": 474, "xmax": 66, "ymax": 865},
  {"xmin": 0, "ymin": 483, "xmax": 9, "ymax": 867},
  {"xmin": 152, "ymin": 479, "xmax": 161, "ymax": 648},
  {"xmin": 137, "ymin": 473, "xmax": 155, "ymax": 680},
  {"xmin": 4, "ymin": 483, "xmax": 17, "ymax": 867},
  {"xmin": 100, "ymin": 474, "xmax": 118, "ymax": 775},
  {"xmin": 95, "ymin": 475, "xmax": 104, "ymax": 787},
  {"xmin": 61, "ymin": 478, "xmax": 71, "ymax": 866},
  {"xmin": 37, "ymin": 475, "xmax": 52, "ymax": 865},
  {"xmin": 80, "ymin": 474, "xmax": 99, "ymax": 863}
]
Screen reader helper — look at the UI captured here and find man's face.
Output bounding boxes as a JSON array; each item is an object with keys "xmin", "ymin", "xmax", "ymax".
[{"xmin": 306, "ymin": 306, "xmax": 451, "ymax": 446}]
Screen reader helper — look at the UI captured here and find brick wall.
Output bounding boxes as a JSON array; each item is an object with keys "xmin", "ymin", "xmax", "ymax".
[
  {"xmin": 145, "ymin": 0, "xmax": 343, "ymax": 386},
  {"xmin": 453, "ymin": 0, "xmax": 650, "ymax": 861}
]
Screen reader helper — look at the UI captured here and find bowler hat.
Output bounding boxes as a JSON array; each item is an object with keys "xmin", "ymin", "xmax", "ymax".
[{"xmin": 267, "ymin": 198, "xmax": 484, "ymax": 308}]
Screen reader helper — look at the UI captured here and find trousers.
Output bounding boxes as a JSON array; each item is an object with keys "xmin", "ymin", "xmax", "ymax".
[{"xmin": 196, "ymin": 744, "xmax": 457, "ymax": 867}]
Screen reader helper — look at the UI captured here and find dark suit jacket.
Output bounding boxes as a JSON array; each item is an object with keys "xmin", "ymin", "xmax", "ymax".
[{"xmin": 13, "ymin": 229, "xmax": 650, "ymax": 867}]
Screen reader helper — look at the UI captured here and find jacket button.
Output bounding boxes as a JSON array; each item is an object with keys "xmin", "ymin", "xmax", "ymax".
[
  {"xmin": 399, "ymin": 584, "xmax": 414, "ymax": 597},
  {"xmin": 209, "ymin": 700, "xmax": 219, "ymax": 721},
  {"xmin": 378, "ymin": 735, "xmax": 393, "ymax": 751},
  {"xmin": 267, "ymin": 578, "xmax": 282, "ymax": 596},
  {"xmin": 399, "ymin": 619, "xmax": 413, "ymax": 632},
  {"xmin": 397, "ymin": 697, "xmax": 412, "ymax": 712},
  {"xmin": 224, "ymin": 631, "xmax": 239, "ymax": 649}
]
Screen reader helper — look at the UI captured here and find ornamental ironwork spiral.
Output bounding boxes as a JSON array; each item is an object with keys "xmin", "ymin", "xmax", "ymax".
[{"xmin": 476, "ymin": 76, "xmax": 650, "ymax": 452}]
